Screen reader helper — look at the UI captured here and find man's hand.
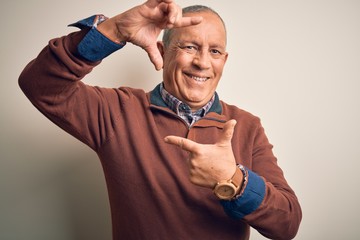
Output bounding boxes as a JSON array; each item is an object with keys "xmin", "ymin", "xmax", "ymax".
[
  {"xmin": 164, "ymin": 120, "xmax": 238, "ymax": 189},
  {"xmin": 98, "ymin": 0, "xmax": 202, "ymax": 70}
]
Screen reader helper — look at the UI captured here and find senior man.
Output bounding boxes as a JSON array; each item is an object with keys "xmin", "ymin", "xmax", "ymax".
[{"xmin": 19, "ymin": 0, "xmax": 302, "ymax": 239}]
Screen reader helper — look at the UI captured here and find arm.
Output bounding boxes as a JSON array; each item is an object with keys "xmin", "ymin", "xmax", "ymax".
[
  {"xmin": 18, "ymin": 0, "xmax": 202, "ymax": 149},
  {"xmin": 18, "ymin": 29, "xmax": 107, "ymax": 150},
  {"xmin": 165, "ymin": 120, "xmax": 302, "ymax": 239},
  {"xmin": 225, "ymin": 121, "xmax": 302, "ymax": 239}
]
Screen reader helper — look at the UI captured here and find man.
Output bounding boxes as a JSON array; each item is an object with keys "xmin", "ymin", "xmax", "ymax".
[{"xmin": 19, "ymin": 0, "xmax": 302, "ymax": 239}]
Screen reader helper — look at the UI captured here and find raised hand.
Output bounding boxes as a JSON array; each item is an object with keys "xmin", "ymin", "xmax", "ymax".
[
  {"xmin": 98, "ymin": 0, "xmax": 203, "ymax": 70},
  {"xmin": 164, "ymin": 120, "xmax": 238, "ymax": 189}
]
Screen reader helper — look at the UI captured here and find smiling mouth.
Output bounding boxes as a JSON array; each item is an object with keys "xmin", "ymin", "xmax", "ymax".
[{"xmin": 185, "ymin": 73, "xmax": 210, "ymax": 82}]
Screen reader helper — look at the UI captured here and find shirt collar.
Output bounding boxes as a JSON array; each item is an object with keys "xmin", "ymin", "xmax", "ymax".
[
  {"xmin": 149, "ymin": 83, "xmax": 223, "ymax": 115},
  {"xmin": 159, "ymin": 83, "xmax": 215, "ymax": 124}
]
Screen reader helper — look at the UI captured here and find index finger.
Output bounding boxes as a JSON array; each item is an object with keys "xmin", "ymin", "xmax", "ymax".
[
  {"xmin": 164, "ymin": 2, "xmax": 202, "ymax": 28},
  {"xmin": 148, "ymin": 0, "xmax": 174, "ymax": 7},
  {"xmin": 164, "ymin": 135, "xmax": 198, "ymax": 152},
  {"xmin": 173, "ymin": 16, "xmax": 203, "ymax": 28}
]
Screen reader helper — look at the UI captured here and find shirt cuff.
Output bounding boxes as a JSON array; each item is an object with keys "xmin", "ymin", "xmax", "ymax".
[
  {"xmin": 68, "ymin": 15, "xmax": 126, "ymax": 62},
  {"xmin": 220, "ymin": 169, "xmax": 266, "ymax": 219}
]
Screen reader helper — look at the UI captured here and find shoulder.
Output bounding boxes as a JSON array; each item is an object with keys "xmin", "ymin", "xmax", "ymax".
[
  {"xmin": 94, "ymin": 86, "xmax": 147, "ymax": 100},
  {"xmin": 220, "ymin": 101, "xmax": 269, "ymax": 146},
  {"xmin": 89, "ymin": 86, "xmax": 149, "ymax": 113},
  {"xmin": 220, "ymin": 100, "xmax": 261, "ymax": 128}
]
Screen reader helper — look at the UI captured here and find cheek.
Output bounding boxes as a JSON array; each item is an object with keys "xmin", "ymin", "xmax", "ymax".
[
  {"xmin": 174, "ymin": 52, "xmax": 194, "ymax": 67},
  {"xmin": 168, "ymin": 56, "xmax": 193, "ymax": 82},
  {"xmin": 164, "ymin": 53, "xmax": 183, "ymax": 73},
  {"xmin": 214, "ymin": 59, "xmax": 226, "ymax": 72}
]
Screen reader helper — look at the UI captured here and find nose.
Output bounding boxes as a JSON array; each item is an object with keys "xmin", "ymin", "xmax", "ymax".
[{"xmin": 192, "ymin": 50, "xmax": 211, "ymax": 69}]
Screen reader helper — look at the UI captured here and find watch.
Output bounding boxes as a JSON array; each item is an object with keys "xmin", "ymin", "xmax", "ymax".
[{"xmin": 213, "ymin": 166, "xmax": 243, "ymax": 200}]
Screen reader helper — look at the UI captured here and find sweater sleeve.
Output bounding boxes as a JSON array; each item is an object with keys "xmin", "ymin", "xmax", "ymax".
[
  {"xmin": 18, "ymin": 27, "xmax": 126, "ymax": 151},
  {"xmin": 221, "ymin": 119, "xmax": 302, "ymax": 240}
]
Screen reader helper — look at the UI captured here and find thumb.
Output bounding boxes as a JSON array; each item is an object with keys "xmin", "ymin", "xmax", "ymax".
[
  {"xmin": 217, "ymin": 119, "xmax": 237, "ymax": 146},
  {"xmin": 144, "ymin": 44, "xmax": 164, "ymax": 71}
]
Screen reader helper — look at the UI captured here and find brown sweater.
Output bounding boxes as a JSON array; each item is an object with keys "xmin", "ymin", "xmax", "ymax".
[{"xmin": 19, "ymin": 30, "xmax": 302, "ymax": 240}]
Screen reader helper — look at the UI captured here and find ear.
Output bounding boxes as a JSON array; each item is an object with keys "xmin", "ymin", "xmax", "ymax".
[
  {"xmin": 157, "ymin": 41, "xmax": 165, "ymax": 57},
  {"xmin": 224, "ymin": 52, "xmax": 229, "ymax": 63}
]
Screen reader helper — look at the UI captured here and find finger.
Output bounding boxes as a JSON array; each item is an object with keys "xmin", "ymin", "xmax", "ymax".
[
  {"xmin": 144, "ymin": 45, "xmax": 164, "ymax": 71},
  {"xmin": 162, "ymin": 2, "xmax": 202, "ymax": 28},
  {"xmin": 217, "ymin": 119, "xmax": 237, "ymax": 146},
  {"xmin": 148, "ymin": 0, "xmax": 173, "ymax": 7},
  {"xmin": 165, "ymin": 2, "xmax": 179, "ymax": 24},
  {"xmin": 156, "ymin": 0, "xmax": 173, "ymax": 3},
  {"xmin": 173, "ymin": 16, "xmax": 203, "ymax": 28},
  {"xmin": 164, "ymin": 136, "xmax": 198, "ymax": 152}
]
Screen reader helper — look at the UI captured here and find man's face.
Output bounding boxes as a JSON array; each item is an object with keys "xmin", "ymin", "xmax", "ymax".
[{"xmin": 160, "ymin": 11, "xmax": 228, "ymax": 111}]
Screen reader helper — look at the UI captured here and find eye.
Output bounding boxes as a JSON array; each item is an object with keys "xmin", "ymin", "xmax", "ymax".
[
  {"xmin": 178, "ymin": 43, "xmax": 198, "ymax": 53},
  {"xmin": 210, "ymin": 48, "xmax": 226, "ymax": 59},
  {"xmin": 185, "ymin": 45, "xmax": 197, "ymax": 50},
  {"xmin": 210, "ymin": 49, "xmax": 222, "ymax": 55}
]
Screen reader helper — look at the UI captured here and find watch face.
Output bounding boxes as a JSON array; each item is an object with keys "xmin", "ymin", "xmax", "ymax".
[{"xmin": 214, "ymin": 183, "xmax": 236, "ymax": 200}]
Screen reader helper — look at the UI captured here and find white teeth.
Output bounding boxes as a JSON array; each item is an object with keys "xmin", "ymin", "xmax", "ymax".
[
  {"xmin": 185, "ymin": 73, "xmax": 209, "ymax": 82},
  {"xmin": 192, "ymin": 76, "xmax": 208, "ymax": 82}
]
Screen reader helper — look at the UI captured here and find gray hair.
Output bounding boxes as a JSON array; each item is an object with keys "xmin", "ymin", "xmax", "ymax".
[{"xmin": 162, "ymin": 5, "xmax": 227, "ymax": 47}]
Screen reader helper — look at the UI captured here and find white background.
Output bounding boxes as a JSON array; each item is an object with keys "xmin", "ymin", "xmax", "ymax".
[{"xmin": 1, "ymin": 0, "xmax": 359, "ymax": 239}]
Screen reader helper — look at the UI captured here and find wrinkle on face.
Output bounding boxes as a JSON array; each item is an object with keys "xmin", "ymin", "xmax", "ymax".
[{"xmin": 161, "ymin": 11, "xmax": 228, "ymax": 111}]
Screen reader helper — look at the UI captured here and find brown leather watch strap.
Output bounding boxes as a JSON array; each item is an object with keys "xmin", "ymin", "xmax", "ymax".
[{"xmin": 231, "ymin": 166, "xmax": 243, "ymax": 189}]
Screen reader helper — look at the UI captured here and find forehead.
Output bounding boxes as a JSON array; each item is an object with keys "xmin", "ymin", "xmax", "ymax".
[{"xmin": 171, "ymin": 11, "xmax": 227, "ymax": 45}]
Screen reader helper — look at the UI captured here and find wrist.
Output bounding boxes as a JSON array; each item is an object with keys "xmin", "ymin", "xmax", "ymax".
[
  {"xmin": 213, "ymin": 165, "xmax": 244, "ymax": 200},
  {"xmin": 232, "ymin": 165, "xmax": 248, "ymax": 199},
  {"xmin": 97, "ymin": 18, "xmax": 127, "ymax": 44}
]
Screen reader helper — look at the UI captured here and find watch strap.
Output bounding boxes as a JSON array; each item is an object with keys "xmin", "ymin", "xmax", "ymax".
[
  {"xmin": 232, "ymin": 164, "xmax": 248, "ymax": 200},
  {"xmin": 231, "ymin": 166, "xmax": 242, "ymax": 188}
]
